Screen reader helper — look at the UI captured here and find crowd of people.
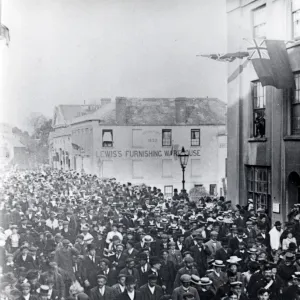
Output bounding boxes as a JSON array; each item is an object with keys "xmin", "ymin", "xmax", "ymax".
[{"xmin": 1, "ymin": 169, "xmax": 300, "ymax": 300}]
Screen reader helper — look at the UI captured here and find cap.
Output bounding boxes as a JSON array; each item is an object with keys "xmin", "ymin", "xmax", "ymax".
[{"xmin": 180, "ymin": 274, "xmax": 191, "ymax": 283}]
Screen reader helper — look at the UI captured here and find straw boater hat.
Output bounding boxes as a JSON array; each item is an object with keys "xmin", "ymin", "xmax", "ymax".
[
  {"xmin": 142, "ymin": 235, "xmax": 154, "ymax": 243},
  {"xmin": 199, "ymin": 277, "xmax": 213, "ymax": 285},
  {"xmin": 226, "ymin": 256, "xmax": 242, "ymax": 264},
  {"xmin": 212, "ymin": 260, "xmax": 225, "ymax": 267}
]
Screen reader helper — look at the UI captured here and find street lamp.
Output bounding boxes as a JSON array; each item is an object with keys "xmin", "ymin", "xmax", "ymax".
[
  {"xmin": 80, "ymin": 148, "xmax": 85, "ymax": 173},
  {"xmin": 177, "ymin": 147, "xmax": 189, "ymax": 192}
]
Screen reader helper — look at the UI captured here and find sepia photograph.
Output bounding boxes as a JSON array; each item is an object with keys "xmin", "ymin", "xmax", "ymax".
[{"xmin": 0, "ymin": 0, "xmax": 300, "ymax": 299}]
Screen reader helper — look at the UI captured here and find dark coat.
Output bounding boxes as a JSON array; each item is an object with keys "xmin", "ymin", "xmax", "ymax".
[
  {"xmin": 139, "ymin": 284, "xmax": 163, "ymax": 300},
  {"xmin": 82, "ymin": 256, "xmax": 101, "ymax": 288},
  {"xmin": 90, "ymin": 286, "xmax": 117, "ymax": 300},
  {"xmin": 137, "ymin": 263, "xmax": 151, "ymax": 287},
  {"xmin": 160, "ymin": 260, "xmax": 175, "ymax": 293},
  {"xmin": 15, "ymin": 254, "xmax": 34, "ymax": 271},
  {"xmin": 215, "ymin": 247, "xmax": 233, "ymax": 263},
  {"xmin": 190, "ymin": 245, "xmax": 211, "ymax": 277},
  {"xmin": 119, "ymin": 267, "xmax": 140, "ymax": 287},
  {"xmin": 109, "ymin": 252, "xmax": 128, "ymax": 273},
  {"xmin": 98, "ymin": 268, "xmax": 119, "ymax": 287},
  {"xmin": 117, "ymin": 290, "xmax": 141, "ymax": 300},
  {"xmin": 172, "ymin": 286, "xmax": 200, "ymax": 300}
]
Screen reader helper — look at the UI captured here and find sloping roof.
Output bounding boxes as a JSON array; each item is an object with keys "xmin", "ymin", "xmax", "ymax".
[
  {"xmin": 54, "ymin": 105, "xmax": 102, "ymax": 127},
  {"xmin": 71, "ymin": 98, "xmax": 226, "ymax": 126}
]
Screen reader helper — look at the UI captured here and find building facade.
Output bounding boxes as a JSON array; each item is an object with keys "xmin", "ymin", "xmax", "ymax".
[
  {"xmin": 0, "ymin": 123, "xmax": 27, "ymax": 169},
  {"xmin": 50, "ymin": 98, "xmax": 227, "ymax": 196},
  {"xmin": 227, "ymin": 0, "xmax": 300, "ymax": 222}
]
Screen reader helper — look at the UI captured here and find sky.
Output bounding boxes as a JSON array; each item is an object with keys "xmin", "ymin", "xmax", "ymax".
[{"xmin": 0, "ymin": 0, "xmax": 227, "ymax": 130}]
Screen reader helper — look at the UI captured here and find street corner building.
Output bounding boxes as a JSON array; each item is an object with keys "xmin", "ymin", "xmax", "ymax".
[
  {"xmin": 49, "ymin": 97, "xmax": 227, "ymax": 196},
  {"xmin": 226, "ymin": 0, "xmax": 300, "ymax": 222}
]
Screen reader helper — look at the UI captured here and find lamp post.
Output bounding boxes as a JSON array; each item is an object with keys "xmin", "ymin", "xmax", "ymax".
[
  {"xmin": 177, "ymin": 147, "xmax": 189, "ymax": 193},
  {"xmin": 80, "ymin": 148, "xmax": 85, "ymax": 173}
]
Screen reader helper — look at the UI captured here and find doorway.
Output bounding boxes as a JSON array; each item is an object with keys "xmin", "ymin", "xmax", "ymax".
[{"xmin": 287, "ymin": 172, "xmax": 300, "ymax": 212}]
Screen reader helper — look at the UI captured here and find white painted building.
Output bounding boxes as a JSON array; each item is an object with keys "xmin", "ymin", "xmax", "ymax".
[{"xmin": 50, "ymin": 98, "xmax": 227, "ymax": 197}]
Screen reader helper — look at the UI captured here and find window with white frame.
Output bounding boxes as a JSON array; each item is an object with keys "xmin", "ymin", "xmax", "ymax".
[
  {"xmin": 252, "ymin": 81, "xmax": 266, "ymax": 138},
  {"xmin": 191, "ymin": 159, "xmax": 201, "ymax": 177},
  {"xmin": 164, "ymin": 185, "xmax": 173, "ymax": 198},
  {"xmin": 102, "ymin": 129, "xmax": 113, "ymax": 147},
  {"xmin": 191, "ymin": 129, "xmax": 200, "ymax": 146},
  {"xmin": 291, "ymin": 73, "xmax": 300, "ymax": 135},
  {"xmin": 162, "ymin": 159, "xmax": 172, "ymax": 178},
  {"xmin": 132, "ymin": 129, "xmax": 143, "ymax": 147},
  {"xmin": 132, "ymin": 160, "xmax": 143, "ymax": 179},
  {"xmin": 162, "ymin": 129, "xmax": 172, "ymax": 146},
  {"xmin": 293, "ymin": 0, "xmax": 300, "ymax": 40},
  {"xmin": 253, "ymin": 5, "xmax": 266, "ymax": 39}
]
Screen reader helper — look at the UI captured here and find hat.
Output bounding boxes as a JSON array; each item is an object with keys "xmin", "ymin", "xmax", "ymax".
[
  {"xmin": 20, "ymin": 245, "xmax": 29, "ymax": 251},
  {"xmin": 274, "ymin": 221, "xmax": 282, "ymax": 226},
  {"xmin": 26, "ymin": 270, "xmax": 39, "ymax": 280},
  {"xmin": 180, "ymin": 274, "xmax": 191, "ymax": 283},
  {"xmin": 125, "ymin": 275, "xmax": 136, "ymax": 285},
  {"xmin": 199, "ymin": 277, "xmax": 212, "ymax": 286},
  {"xmin": 139, "ymin": 253, "xmax": 148, "ymax": 261},
  {"xmin": 216, "ymin": 216, "xmax": 224, "ymax": 222},
  {"xmin": 150, "ymin": 256, "xmax": 161, "ymax": 266},
  {"xmin": 247, "ymin": 248, "xmax": 258, "ymax": 254},
  {"xmin": 285, "ymin": 252, "xmax": 295, "ymax": 261},
  {"xmin": 184, "ymin": 257, "xmax": 194, "ymax": 263},
  {"xmin": 111, "ymin": 235, "xmax": 120, "ymax": 242},
  {"xmin": 100, "ymin": 258, "xmax": 110, "ymax": 265},
  {"xmin": 190, "ymin": 275, "xmax": 201, "ymax": 285},
  {"xmin": 226, "ymin": 256, "xmax": 242, "ymax": 264},
  {"xmin": 148, "ymin": 274, "xmax": 158, "ymax": 280},
  {"xmin": 20, "ymin": 283, "xmax": 31, "ymax": 290},
  {"xmin": 87, "ymin": 244, "xmax": 96, "ymax": 252},
  {"xmin": 62, "ymin": 239, "xmax": 70, "ymax": 245},
  {"xmin": 292, "ymin": 272, "xmax": 300, "ymax": 279},
  {"xmin": 230, "ymin": 281, "xmax": 243, "ymax": 287},
  {"xmin": 39, "ymin": 285, "xmax": 50, "ymax": 295},
  {"xmin": 142, "ymin": 235, "xmax": 154, "ymax": 243},
  {"xmin": 97, "ymin": 275, "xmax": 107, "ymax": 280},
  {"xmin": 212, "ymin": 260, "xmax": 225, "ymax": 267},
  {"xmin": 63, "ymin": 221, "xmax": 69, "ymax": 225}
]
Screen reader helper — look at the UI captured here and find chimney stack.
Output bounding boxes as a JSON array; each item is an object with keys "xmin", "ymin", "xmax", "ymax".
[
  {"xmin": 175, "ymin": 98, "xmax": 187, "ymax": 124},
  {"xmin": 116, "ymin": 97, "xmax": 127, "ymax": 125}
]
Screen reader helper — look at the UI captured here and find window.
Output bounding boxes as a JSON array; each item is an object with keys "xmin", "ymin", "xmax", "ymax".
[
  {"xmin": 132, "ymin": 160, "xmax": 143, "ymax": 179},
  {"xmin": 191, "ymin": 129, "xmax": 200, "ymax": 146},
  {"xmin": 252, "ymin": 81, "xmax": 266, "ymax": 138},
  {"xmin": 191, "ymin": 159, "xmax": 201, "ymax": 177},
  {"xmin": 164, "ymin": 186, "xmax": 173, "ymax": 199},
  {"xmin": 253, "ymin": 5, "xmax": 266, "ymax": 39},
  {"xmin": 292, "ymin": 73, "xmax": 300, "ymax": 135},
  {"xmin": 209, "ymin": 184, "xmax": 217, "ymax": 196},
  {"xmin": 247, "ymin": 166, "xmax": 271, "ymax": 213},
  {"xmin": 102, "ymin": 130, "xmax": 113, "ymax": 147},
  {"xmin": 293, "ymin": 0, "xmax": 300, "ymax": 39},
  {"xmin": 102, "ymin": 160, "xmax": 114, "ymax": 178},
  {"xmin": 162, "ymin": 129, "xmax": 172, "ymax": 146},
  {"xmin": 162, "ymin": 159, "xmax": 172, "ymax": 178},
  {"xmin": 132, "ymin": 129, "xmax": 143, "ymax": 148}
]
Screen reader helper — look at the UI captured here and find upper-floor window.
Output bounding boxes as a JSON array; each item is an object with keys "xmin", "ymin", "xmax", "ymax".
[
  {"xmin": 253, "ymin": 5, "xmax": 266, "ymax": 39},
  {"xmin": 292, "ymin": 0, "xmax": 300, "ymax": 40},
  {"xmin": 162, "ymin": 129, "xmax": 172, "ymax": 146},
  {"xmin": 102, "ymin": 129, "xmax": 113, "ymax": 147},
  {"xmin": 291, "ymin": 73, "xmax": 300, "ymax": 135},
  {"xmin": 191, "ymin": 129, "xmax": 200, "ymax": 146},
  {"xmin": 252, "ymin": 81, "xmax": 266, "ymax": 138}
]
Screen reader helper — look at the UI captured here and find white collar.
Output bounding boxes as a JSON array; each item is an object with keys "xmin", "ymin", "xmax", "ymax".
[{"xmin": 148, "ymin": 285, "xmax": 155, "ymax": 293}]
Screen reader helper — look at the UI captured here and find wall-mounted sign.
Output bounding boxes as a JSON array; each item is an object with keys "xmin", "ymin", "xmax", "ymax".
[
  {"xmin": 96, "ymin": 149, "xmax": 201, "ymax": 159},
  {"xmin": 273, "ymin": 203, "xmax": 280, "ymax": 213}
]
